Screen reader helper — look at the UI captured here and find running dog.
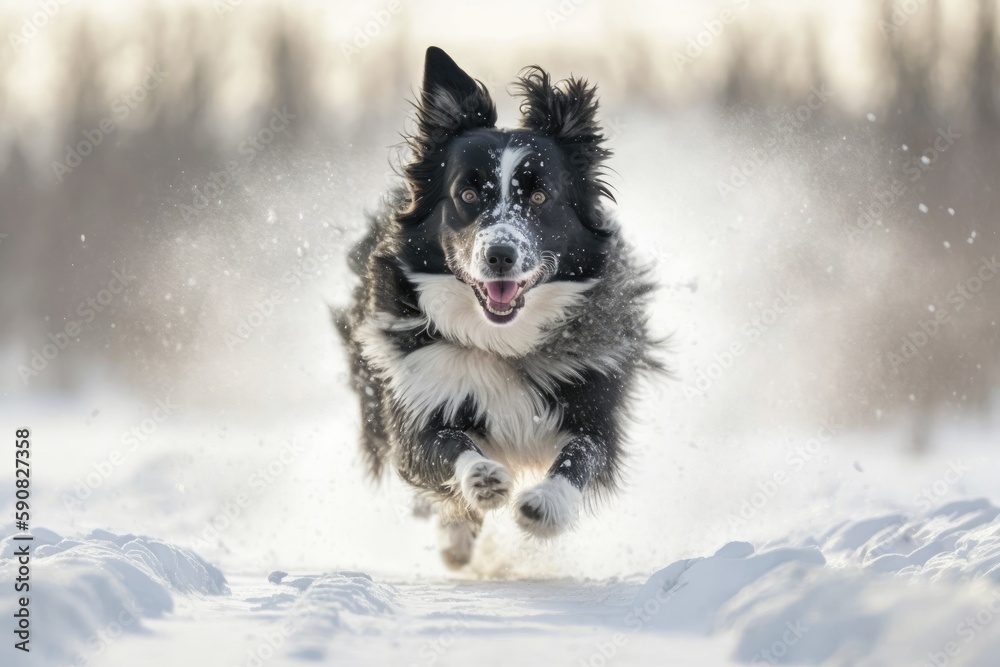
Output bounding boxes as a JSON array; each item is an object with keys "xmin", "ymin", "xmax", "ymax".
[{"xmin": 337, "ymin": 47, "xmax": 661, "ymax": 569}]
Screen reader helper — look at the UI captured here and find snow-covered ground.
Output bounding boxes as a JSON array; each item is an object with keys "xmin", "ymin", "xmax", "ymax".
[{"xmin": 2, "ymin": 396, "xmax": 999, "ymax": 666}]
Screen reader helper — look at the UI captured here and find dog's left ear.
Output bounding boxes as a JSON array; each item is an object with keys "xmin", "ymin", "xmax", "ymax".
[
  {"xmin": 416, "ymin": 47, "xmax": 497, "ymax": 139},
  {"xmin": 514, "ymin": 67, "xmax": 613, "ymax": 203}
]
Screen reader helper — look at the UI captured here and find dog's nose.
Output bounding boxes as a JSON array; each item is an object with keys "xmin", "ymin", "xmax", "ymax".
[{"xmin": 485, "ymin": 245, "xmax": 517, "ymax": 271}]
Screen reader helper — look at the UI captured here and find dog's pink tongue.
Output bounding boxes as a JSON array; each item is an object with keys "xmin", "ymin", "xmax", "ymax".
[{"xmin": 485, "ymin": 280, "xmax": 518, "ymax": 308}]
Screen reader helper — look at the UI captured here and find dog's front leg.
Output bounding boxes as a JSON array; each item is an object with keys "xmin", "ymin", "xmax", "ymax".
[
  {"xmin": 401, "ymin": 428, "xmax": 512, "ymax": 513},
  {"xmin": 515, "ymin": 435, "xmax": 610, "ymax": 538},
  {"xmin": 400, "ymin": 428, "xmax": 511, "ymax": 570}
]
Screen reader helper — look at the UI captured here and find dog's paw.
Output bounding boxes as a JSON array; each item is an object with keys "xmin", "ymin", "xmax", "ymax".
[
  {"xmin": 438, "ymin": 520, "xmax": 476, "ymax": 570},
  {"xmin": 455, "ymin": 452, "xmax": 512, "ymax": 512},
  {"xmin": 514, "ymin": 475, "xmax": 582, "ymax": 539}
]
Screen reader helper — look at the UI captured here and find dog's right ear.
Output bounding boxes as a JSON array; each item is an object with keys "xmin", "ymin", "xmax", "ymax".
[
  {"xmin": 415, "ymin": 47, "xmax": 497, "ymax": 140},
  {"xmin": 399, "ymin": 48, "xmax": 496, "ymax": 225}
]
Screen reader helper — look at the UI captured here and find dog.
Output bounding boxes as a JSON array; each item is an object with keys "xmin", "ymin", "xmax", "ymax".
[{"xmin": 337, "ymin": 47, "xmax": 661, "ymax": 569}]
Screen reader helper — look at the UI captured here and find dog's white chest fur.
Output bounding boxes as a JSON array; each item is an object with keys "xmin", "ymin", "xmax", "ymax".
[
  {"xmin": 396, "ymin": 343, "xmax": 571, "ymax": 468},
  {"xmin": 357, "ymin": 274, "xmax": 601, "ymax": 470}
]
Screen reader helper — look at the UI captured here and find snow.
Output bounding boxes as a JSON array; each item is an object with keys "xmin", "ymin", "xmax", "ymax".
[
  {"xmin": 0, "ymin": 528, "xmax": 227, "ymax": 666},
  {"xmin": 630, "ymin": 500, "xmax": 1000, "ymax": 665},
  {"xmin": 3, "ymin": 395, "xmax": 1000, "ymax": 666},
  {"xmin": 631, "ymin": 541, "xmax": 825, "ymax": 635}
]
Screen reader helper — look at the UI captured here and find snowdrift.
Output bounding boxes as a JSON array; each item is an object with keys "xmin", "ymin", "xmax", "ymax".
[
  {"xmin": 0, "ymin": 527, "xmax": 227, "ymax": 666},
  {"xmin": 633, "ymin": 499, "xmax": 1000, "ymax": 665}
]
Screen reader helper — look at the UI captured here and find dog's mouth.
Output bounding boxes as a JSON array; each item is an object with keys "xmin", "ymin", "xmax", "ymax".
[
  {"xmin": 455, "ymin": 270, "xmax": 543, "ymax": 324},
  {"xmin": 472, "ymin": 279, "xmax": 527, "ymax": 323}
]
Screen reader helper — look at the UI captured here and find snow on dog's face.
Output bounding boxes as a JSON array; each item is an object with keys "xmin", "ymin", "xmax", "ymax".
[
  {"xmin": 397, "ymin": 47, "xmax": 614, "ymax": 343},
  {"xmin": 439, "ymin": 131, "xmax": 598, "ymax": 324}
]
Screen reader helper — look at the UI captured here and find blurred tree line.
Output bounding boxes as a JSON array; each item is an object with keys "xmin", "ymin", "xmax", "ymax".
[{"xmin": 0, "ymin": 0, "xmax": 996, "ymax": 442}]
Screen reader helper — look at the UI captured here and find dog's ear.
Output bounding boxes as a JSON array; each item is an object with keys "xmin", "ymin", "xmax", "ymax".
[
  {"xmin": 514, "ymin": 67, "xmax": 613, "ymax": 203},
  {"xmin": 399, "ymin": 48, "xmax": 496, "ymax": 225},
  {"xmin": 416, "ymin": 47, "xmax": 497, "ymax": 139}
]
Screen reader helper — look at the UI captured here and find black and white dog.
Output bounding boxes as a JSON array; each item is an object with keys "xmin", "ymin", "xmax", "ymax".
[{"xmin": 337, "ymin": 47, "xmax": 661, "ymax": 569}]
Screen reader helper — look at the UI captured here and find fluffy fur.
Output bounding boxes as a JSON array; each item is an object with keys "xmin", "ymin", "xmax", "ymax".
[
  {"xmin": 336, "ymin": 47, "xmax": 662, "ymax": 569},
  {"xmin": 514, "ymin": 475, "xmax": 584, "ymax": 539}
]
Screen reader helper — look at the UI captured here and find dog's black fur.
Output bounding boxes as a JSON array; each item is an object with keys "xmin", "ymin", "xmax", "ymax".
[{"xmin": 337, "ymin": 47, "xmax": 661, "ymax": 568}]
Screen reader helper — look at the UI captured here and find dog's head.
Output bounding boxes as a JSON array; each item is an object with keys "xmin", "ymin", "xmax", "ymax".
[{"xmin": 397, "ymin": 47, "xmax": 614, "ymax": 344}]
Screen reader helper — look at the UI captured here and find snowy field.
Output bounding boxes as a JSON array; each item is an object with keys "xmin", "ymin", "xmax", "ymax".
[
  {"xmin": 4, "ymin": 97, "xmax": 1000, "ymax": 666},
  {"xmin": 3, "ymin": 402, "xmax": 1000, "ymax": 666}
]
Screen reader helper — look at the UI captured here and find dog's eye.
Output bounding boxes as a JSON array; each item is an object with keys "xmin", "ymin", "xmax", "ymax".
[
  {"xmin": 529, "ymin": 190, "xmax": 547, "ymax": 205},
  {"xmin": 460, "ymin": 188, "xmax": 478, "ymax": 204}
]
